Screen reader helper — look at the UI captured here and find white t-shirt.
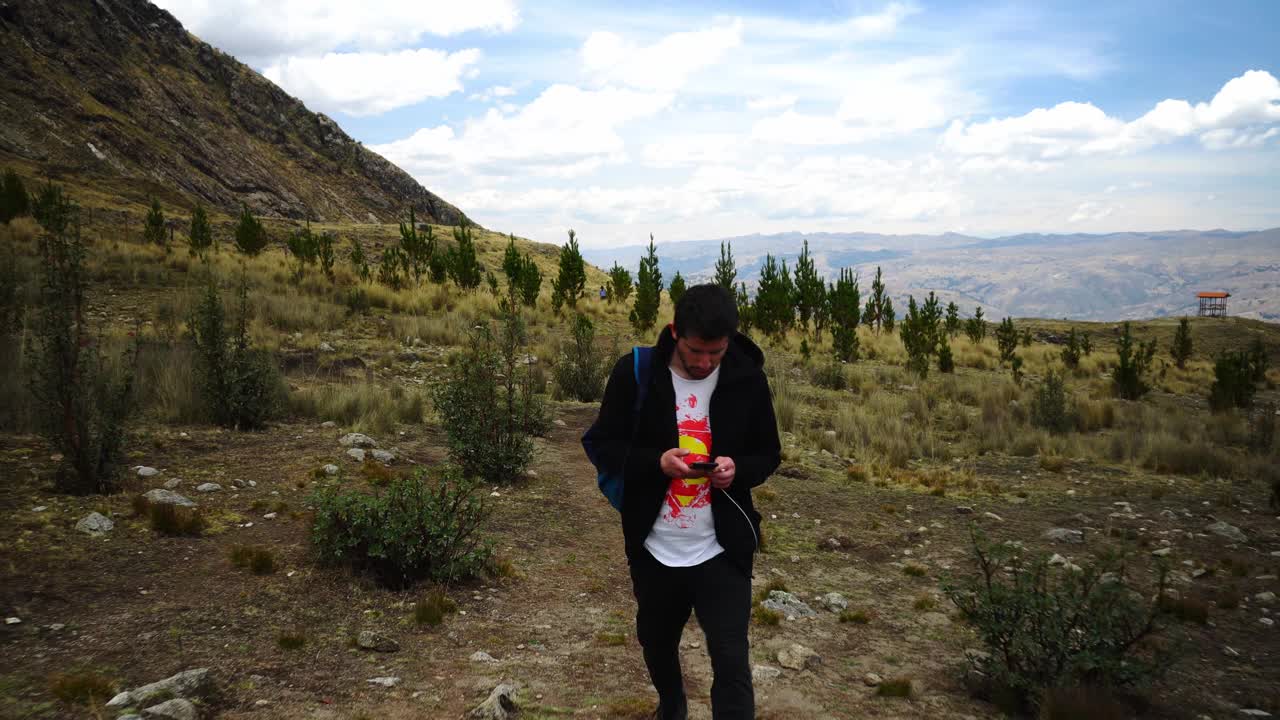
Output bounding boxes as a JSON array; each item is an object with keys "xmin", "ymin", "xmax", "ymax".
[{"xmin": 644, "ymin": 366, "xmax": 725, "ymax": 567}]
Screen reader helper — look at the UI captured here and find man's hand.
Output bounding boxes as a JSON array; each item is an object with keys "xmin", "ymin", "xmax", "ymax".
[
  {"xmin": 709, "ymin": 456, "xmax": 736, "ymax": 489},
  {"xmin": 660, "ymin": 447, "xmax": 700, "ymax": 479}
]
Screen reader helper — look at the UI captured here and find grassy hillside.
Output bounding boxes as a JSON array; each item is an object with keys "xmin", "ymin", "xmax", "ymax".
[{"xmin": 1, "ymin": 203, "xmax": 1279, "ymax": 719}]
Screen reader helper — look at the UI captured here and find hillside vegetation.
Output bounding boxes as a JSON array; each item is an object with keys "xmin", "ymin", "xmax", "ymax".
[{"xmin": 1, "ymin": 180, "xmax": 1278, "ymax": 719}]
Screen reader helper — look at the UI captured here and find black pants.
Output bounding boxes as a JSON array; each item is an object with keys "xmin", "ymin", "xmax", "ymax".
[{"xmin": 628, "ymin": 549, "xmax": 754, "ymax": 720}]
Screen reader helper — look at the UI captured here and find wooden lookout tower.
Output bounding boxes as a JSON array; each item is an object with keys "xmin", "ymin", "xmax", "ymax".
[{"xmin": 1197, "ymin": 291, "xmax": 1230, "ymax": 317}]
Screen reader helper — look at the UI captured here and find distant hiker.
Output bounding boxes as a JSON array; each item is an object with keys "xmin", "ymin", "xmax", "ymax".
[
  {"xmin": 600, "ymin": 285, "xmax": 607, "ymax": 300},
  {"xmin": 582, "ymin": 284, "xmax": 781, "ymax": 720}
]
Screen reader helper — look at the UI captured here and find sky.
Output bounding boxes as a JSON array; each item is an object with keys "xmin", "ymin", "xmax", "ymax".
[{"xmin": 152, "ymin": 0, "xmax": 1280, "ymax": 249}]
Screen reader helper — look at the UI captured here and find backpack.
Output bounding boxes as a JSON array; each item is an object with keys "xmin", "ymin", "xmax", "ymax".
[{"xmin": 584, "ymin": 346, "xmax": 652, "ymax": 511}]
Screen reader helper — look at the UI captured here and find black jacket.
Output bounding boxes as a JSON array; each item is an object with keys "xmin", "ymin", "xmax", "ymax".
[{"xmin": 582, "ymin": 329, "xmax": 781, "ymax": 576}]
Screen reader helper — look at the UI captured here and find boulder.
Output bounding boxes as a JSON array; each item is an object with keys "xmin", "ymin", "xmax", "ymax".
[
  {"xmin": 777, "ymin": 643, "xmax": 820, "ymax": 671},
  {"xmin": 109, "ymin": 669, "xmax": 212, "ymax": 709},
  {"xmin": 1206, "ymin": 521, "xmax": 1246, "ymax": 543},
  {"xmin": 136, "ymin": 466, "xmax": 161, "ymax": 478},
  {"xmin": 752, "ymin": 665, "xmax": 782, "ymax": 683},
  {"xmin": 322, "ymin": 464, "xmax": 339, "ymax": 476},
  {"xmin": 339, "ymin": 433, "xmax": 377, "ymax": 448},
  {"xmin": 357, "ymin": 631, "xmax": 399, "ymax": 653},
  {"xmin": 163, "ymin": 478, "xmax": 183, "ymax": 489},
  {"xmin": 346, "ymin": 448, "xmax": 366, "ymax": 462},
  {"xmin": 195, "ymin": 483, "xmax": 222, "ymax": 493},
  {"xmin": 141, "ymin": 699, "xmax": 197, "ymax": 720},
  {"xmin": 370, "ymin": 449, "xmax": 395, "ymax": 464},
  {"xmin": 761, "ymin": 590, "xmax": 816, "ymax": 619},
  {"xmin": 142, "ymin": 489, "xmax": 196, "ymax": 508},
  {"xmin": 75, "ymin": 512, "xmax": 114, "ymax": 535},
  {"xmin": 470, "ymin": 651, "xmax": 498, "ymax": 663},
  {"xmin": 1043, "ymin": 528, "xmax": 1084, "ymax": 544},
  {"xmin": 818, "ymin": 592, "xmax": 848, "ymax": 612},
  {"xmin": 468, "ymin": 683, "xmax": 519, "ymax": 720}
]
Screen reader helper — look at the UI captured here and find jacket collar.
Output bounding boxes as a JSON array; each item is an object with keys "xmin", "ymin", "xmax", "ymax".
[{"xmin": 652, "ymin": 327, "xmax": 766, "ymax": 385}]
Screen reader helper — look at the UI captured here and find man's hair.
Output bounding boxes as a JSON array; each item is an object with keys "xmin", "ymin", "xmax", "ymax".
[{"xmin": 674, "ymin": 284, "xmax": 739, "ymax": 339}]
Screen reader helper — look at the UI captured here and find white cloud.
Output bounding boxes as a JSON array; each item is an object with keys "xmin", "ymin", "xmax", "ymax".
[
  {"xmin": 750, "ymin": 2, "xmax": 919, "ymax": 41},
  {"xmin": 642, "ymin": 134, "xmax": 746, "ymax": 168},
  {"xmin": 153, "ymin": 0, "xmax": 518, "ymax": 59},
  {"xmin": 747, "ymin": 95, "xmax": 797, "ymax": 111},
  {"xmin": 945, "ymin": 70, "xmax": 1280, "ymax": 163},
  {"xmin": 581, "ymin": 21, "xmax": 743, "ymax": 91},
  {"xmin": 262, "ymin": 48, "xmax": 481, "ymax": 116},
  {"xmin": 1067, "ymin": 201, "xmax": 1117, "ymax": 223},
  {"xmin": 371, "ymin": 84, "xmax": 673, "ymax": 178}
]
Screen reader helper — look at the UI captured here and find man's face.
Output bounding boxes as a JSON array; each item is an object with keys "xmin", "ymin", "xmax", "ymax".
[{"xmin": 671, "ymin": 327, "xmax": 729, "ymax": 380}]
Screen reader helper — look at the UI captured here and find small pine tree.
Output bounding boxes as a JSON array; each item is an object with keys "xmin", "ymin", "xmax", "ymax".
[
  {"xmin": 1209, "ymin": 350, "xmax": 1256, "ymax": 411},
  {"xmin": 379, "ymin": 246, "xmax": 406, "ymax": 290},
  {"xmin": 188, "ymin": 203, "xmax": 213, "ymax": 257},
  {"xmin": 864, "ymin": 266, "xmax": 887, "ymax": 332},
  {"xmin": 1248, "ymin": 336, "xmax": 1269, "ymax": 382},
  {"xmin": 881, "ymin": 297, "xmax": 895, "ymax": 333},
  {"xmin": 607, "ymin": 262, "xmax": 633, "ymax": 303},
  {"xmin": 553, "ymin": 313, "xmax": 609, "ymax": 402},
  {"xmin": 920, "ymin": 291, "xmax": 943, "ymax": 352},
  {"xmin": 0, "ymin": 168, "xmax": 31, "ymax": 223},
  {"xmin": 188, "ymin": 275, "xmax": 284, "ymax": 430},
  {"xmin": 32, "ymin": 181, "xmax": 73, "ymax": 235},
  {"xmin": 996, "ymin": 317, "xmax": 1019, "ymax": 365},
  {"xmin": 1020, "ymin": 328, "xmax": 1033, "ymax": 348},
  {"xmin": 143, "ymin": 197, "xmax": 166, "ymax": 245},
  {"xmin": 349, "ymin": 239, "xmax": 370, "ymax": 282},
  {"xmin": 1061, "ymin": 328, "xmax": 1082, "ymax": 368},
  {"xmin": 944, "ymin": 301, "xmax": 961, "ymax": 339},
  {"xmin": 502, "ymin": 234, "xmax": 523, "ymax": 289},
  {"xmin": 736, "ymin": 282, "xmax": 754, "ymax": 334},
  {"xmin": 519, "ymin": 254, "xmax": 541, "ymax": 307},
  {"xmin": 447, "ymin": 220, "xmax": 482, "ymax": 290},
  {"xmin": 1080, "ymin": 333, "xmax": 1093, "ymax": 356},
  {"xmin": 714, "ymin": 241, "xmax": 737, "ymax": 290},
  {"xmin": 669, "ymin": 271, "xmax": 687, "ymax": 307},
  {"xmin": 1113, "ymin": 322, "xmax": 1157, "ymax": 401},
  {"xmin": 899, "ymin": 296, "xmax": 931, "ymax": 377},
  {"xmin": 317, "ymin": 232, "xmax": 335, "ymax": 280},
  {"xmin": 938, "ymin": 340, "xmax": 955, "ymax": 373},
  {"xmin": 793, "ymin": 240, "xmax": 824, "ymax": 335},
  {"xmin": 286, "ymin": 220, "xmax": 318, "ymax": 280},
  {"xmin": 233, "ymin": 205, "xmax": 267, "ymax": 256},
  {"xmin": 1031, "ymin": 370, "xmax": 1073, "ymax": 433},
  {"xmin": 1171, "ymin": 317, "xmax": 1193, "ymax": 369},
  {"xmin": 830, "ymin": 268, "xmax": 861, "ymax": 362},
  {"xmin": 629, "ymin": 235, "xmax": 663, "ymax": 334},
  {"xmin": 551, "ymin": 229, "xmax": 587, "ymax": 312},
  {"xmin": 754, "ymin": 254, "xmax": 794, "ymax": 338},
  {"xmin": 400, "ymin": 209, "xmax": 434, "ymax": 284},
  {"xmin": 965, "ymin": 306, "xmax": 986, "ymax": 343}
]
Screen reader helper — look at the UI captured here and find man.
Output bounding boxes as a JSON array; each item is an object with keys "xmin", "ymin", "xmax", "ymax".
[{"xmin": 583, "ymin": 284, "xmax": 781, "ymax": 719}]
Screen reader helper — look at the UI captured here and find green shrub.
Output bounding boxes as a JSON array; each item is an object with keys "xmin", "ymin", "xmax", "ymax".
[
  {"xmin": 233, "ymin": 204, "xmax": 267, "ymax": 255},
  {"xmin": 30, "ymin": 211, "xmax": 137, "ymax": 494},
  {"xmin": 937, "ymin": 340, "xmax": 955, "ymax": 373},
  {"xmin": 811, "ymin": 361, "xmax": 848, "ymax": 390},
  {"xmin": 432, "ymin": 311, "xmax": 542, "ymax": 484},
  {"xmin": 414, "ymin": 589, "xmax": 458, "ymax": 626},
  {"xmin": 1061, "ymin": 328, "xmax": 1083, "ymax": 368},
  {"xmin": 277, "ymin": 631, "xmax": 306, "ymax": 650},
  {"xmin": 188, "ymin": 203, "xmax": 212, "ymax": 257},
  {"xmin": 230, "ymin": 545, "xmax": 277, "ymax": 574},
  {"xmin": 145, "ymin": 501, "xmax": 206, "ymax": 536},
  {"xmin": 48, "ymin": 671, "xmax": 115, "ymax": 705},
  {"xmin": 310, "ymin": 467, "xmax": 491, "ymax": 589},
  {"xmin": 0, "ymin": 168, "xmax": 31, "ymax": 222},
  {"xmin": 876, "ymin": 678, "xmax": 913, "ymax": 698},
  {"xmin": 188, "ymin": 277, "xmax": 285, "ymax": 430},
  {"xmin": 553, "ymin": 313, "xmax": 610, "ymax": 402},
  {"xmin": 996, "ymin": 317, "xmax": 1019, "ymax": 365},
  {"xmin": 1031, "ymin": 370, "xmax": 1073, "ymax": 434},
  {"xmin": 839, "ymin": 608, "xmax": 871, "ymax": 624},
  {"xmin": 1038, "ymin": 686, "xmax": 1128, "ymax": 720},
  {"xmin": 1247, "ymin": 336, "xmax": 1268, "ymax": 382},
  {"xmin": 943, "ymin": 531, "xmax": 1167, "ymax": 715},
  {"xmin": 143, "ymin": 197, "xmax": 166, "ymax": 245},
  {"xmin": 752, "ymin": 605, "xmax": 781, "ymax": 626},
  {"xmin": 1113, "ymin": 322, "xmax": 1156, "ymax": 401},
  {"xmin": 1209, "ymin": 351, "xmax": 1256, "ymax": 411}
]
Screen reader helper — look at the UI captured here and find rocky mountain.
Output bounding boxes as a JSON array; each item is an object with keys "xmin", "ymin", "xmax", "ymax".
[
  {"xmin": 583, "ymin": 228, "xmax": 1280, "ymax": 322},
  {"xmin": 0, "ymin": 0, "xmax": 466, "ymax": 225}
]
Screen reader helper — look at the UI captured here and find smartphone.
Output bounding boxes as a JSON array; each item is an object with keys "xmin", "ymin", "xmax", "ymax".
[{"xmin": 689, "ymin": 461, "xmax": 719, "ymax": 472}]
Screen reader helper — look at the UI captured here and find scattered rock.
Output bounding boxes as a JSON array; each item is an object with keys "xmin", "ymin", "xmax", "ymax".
[
  {"xmin": 231, "ymin": 478, "xmax": 247, "ymax": 489},
  {"xmin": 467, "ymin": 683, "xmax": 519, "ymax": 720},
  {"xmin": 1240, "ymin": 710, "xmax": 1274, "ymax": 717},
  {"xmin": 1043, "ymin": 528, "xmax": 1084, "ymax": 544},
  {"xmin": 110, "ymin": 669, "xmax": 213, "ymax": 708},
  {"xmin": 346, "ymin": 448, "xmax": 366, "ymax": 462},
  {"xmin": 761, "ymin": 590, "xmax": 816, "ymax": 619},
  {"xmin": 367, "ymin": 677, "xmax": 400, "ymax": 688},
  {"xmin": 818, "ymin": 592, "xmax": 848, "ymax": 612},
  {"xmin": 118, "ymin": 715, "xmax": 142, "ymax": 720},
  {"xmin": 982, "ymin": 512, "xmax": 1004, "ymax": 522},
  {"xmin": 142, "ymin": 489, "xmax": 196, "ymax": 508},
  {"xmin": 195, "ymin": 483, "xmax": 222, "ymax": 493},
  {"xmin": 136, "ymin": 466, "xmax": 161, "ymax": 478},
  {"xmin": 319, "ymin": 342, "xmax": 335, "ymax": 352},
  {"xmin": 1206, "ymin": 521, "xmax": 1247, "ymax": 543},
  {"xmin": 752, "ymin": 665, "xmax": 782, "ymax": 683},
  {"xmin": 370, "ymin": 449, "xmax": 395, "ymax": 464},
  {"xmin": 339, "ymin": 433, "xmax": 377, "ymax": 448},
  {"xmin": 1259, "ymin": 618, "xmax": 1274, "ymax": 628},
  {"xmin": 357, "ymin": 631, "xmax": 400, "ymax": 653},
  {"xmin": 5, "ymin": 617, "xmax": 21, "ymax": 625},
  {"xmin": 553, "ymin": 419, "xmax": 567, "ymax": 428},
  {"xmin": 32, "ymin": 505, "xmax": 47, "ymax": 512},
  {"xmin": 75, "ymin": 512, "xmax": 114, "ymax": 535},
  {"xmin": 1255, "ymin": 592, "xmax": 1276, "ymax": 605},
  {"xmin": 470, "ymin": 651, "xmax": 498, "ymax": 663},
  {"xmin": 322, "ymin": 464, "xmax": 339, "ymax": 476},
  {"xmin": 320, "ymin": 421, "xmax": 337, "ymax": 428},
  {"xmin": 863, "ymin": 672, "xmax": 883, "ymax": 687},
  {"xmin": 263, "ymin": 512, "xmax": 277, "ymax": 520},
  {"xmin": 954, "ymin": 506, "xmax": 974, "ymax": 515},
  {"xmin": 819, "ymin": 537, "xmax": 843, "ymax": 551},
  {"xmin": 161, "ymin": 478, "xmax": 184, "ymax": 490},
  {"xmin": 141, "ymin": 699, "xmax": 197, "ymax": 720},
  {"xmin": 1152, "ymin": 547, "xmax": 1173, "ymax": 557},
  {"xmin": 777, "ymin": 643, "xmax": 820, "ymax": 671}
]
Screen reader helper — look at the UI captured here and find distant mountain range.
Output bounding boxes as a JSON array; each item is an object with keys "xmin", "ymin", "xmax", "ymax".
[{"xmin": 582, "ymin": 229, "xmax": 1280, "ymax": 322}]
